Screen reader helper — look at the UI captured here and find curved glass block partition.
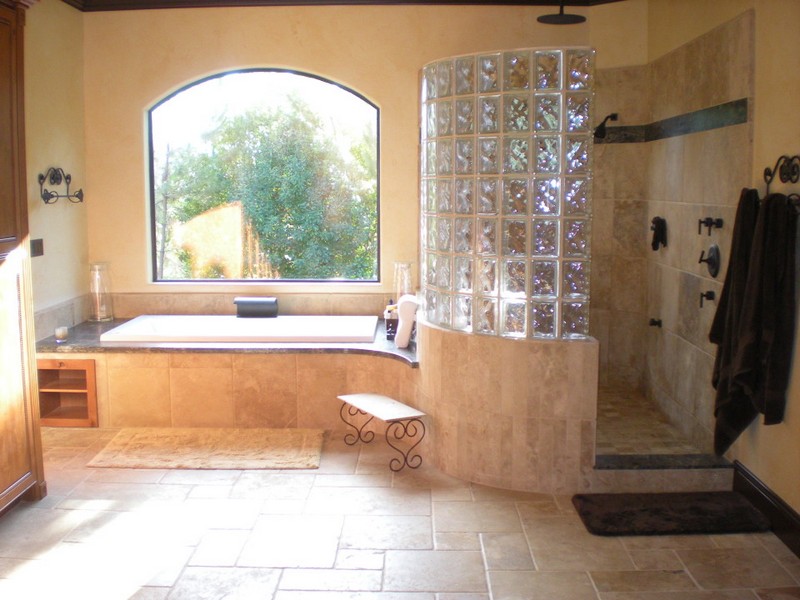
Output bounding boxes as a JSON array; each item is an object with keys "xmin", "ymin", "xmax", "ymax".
[{"xmin": 420, "ymin": 48, "xmax": 594, "ymax": 339}]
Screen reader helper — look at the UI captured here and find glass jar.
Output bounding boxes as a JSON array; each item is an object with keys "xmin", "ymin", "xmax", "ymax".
[
  {"xmin": 393, "ymin": 262, "xmax": 412, "ymax": 301},
  {"xmin": 89, "ymin": 262, "xmax": 114, "ymax": 322}
]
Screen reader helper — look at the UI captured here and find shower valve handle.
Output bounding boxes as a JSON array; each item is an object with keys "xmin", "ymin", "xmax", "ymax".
[
  {"xmin": 698, "ymin": 217, "xmax": 724, "ymax": 235},
  {"xmin": 700, "ymin": 290, "xmax": 716, "ymax": 308}
]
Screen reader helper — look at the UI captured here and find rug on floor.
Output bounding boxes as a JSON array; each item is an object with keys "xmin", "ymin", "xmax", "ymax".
[
  {"xmin": 87, "ymin": 427, "xmax": 324, "ymax": 470},
  {"xmin": 572, "ymin": 491, "xmax": 770, "ymax": 536}
]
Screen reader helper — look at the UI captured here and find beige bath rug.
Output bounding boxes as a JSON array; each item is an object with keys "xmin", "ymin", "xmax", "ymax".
[{"xmin": 87, "ymin": 427, "xmax": 324, "ymax": 470}]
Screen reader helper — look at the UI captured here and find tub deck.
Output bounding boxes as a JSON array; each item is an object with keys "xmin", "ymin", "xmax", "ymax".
[{"xmin": 37, "ymin": 318, "xmax": 418, "ymax": 366}]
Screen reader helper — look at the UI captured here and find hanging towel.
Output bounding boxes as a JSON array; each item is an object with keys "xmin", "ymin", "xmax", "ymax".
[
  {"xmin": 731, "ymin": 193, "xmax": 797, "ymax": 426},
  {"xmin": 709, "ymin": 188, "xmax": 760, "ymax": 455}
]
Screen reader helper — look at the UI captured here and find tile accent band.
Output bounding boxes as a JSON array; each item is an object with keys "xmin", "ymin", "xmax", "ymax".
[{"xmin": 596, "ymin": 97, "xmax": 749, "ymax": 144}]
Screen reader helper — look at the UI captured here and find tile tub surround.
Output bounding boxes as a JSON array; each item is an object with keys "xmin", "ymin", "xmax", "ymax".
[
  {"xmin": 37, "ymin": 321, "xmax": 419, "ymax": 432},
  {"xmin": 38, "ymin": 319, "xmax": 602, "ymax": 494}
]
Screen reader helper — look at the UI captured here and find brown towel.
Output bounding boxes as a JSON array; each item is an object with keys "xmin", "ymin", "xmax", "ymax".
[
  {"xmin": 710, "ymin": 188, "xmax": 760, "ymax": 455},
  {"xmin": 731, "ymin": 193, "xmax": 797, "ymax": 425}
]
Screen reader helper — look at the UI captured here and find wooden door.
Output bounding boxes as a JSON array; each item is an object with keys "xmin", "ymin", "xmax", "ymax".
[{"xmin": 0, "ymin": 1, "xmax": 46, "ymax": 514}]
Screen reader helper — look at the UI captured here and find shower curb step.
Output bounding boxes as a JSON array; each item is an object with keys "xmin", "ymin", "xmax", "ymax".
[
  {"xmin": 595, "ymin": 453, "xmax": 732, "ymax": 471},
  {"xmin": 588, "ymin": 454, "xmax": 734, "ymax": 493}
]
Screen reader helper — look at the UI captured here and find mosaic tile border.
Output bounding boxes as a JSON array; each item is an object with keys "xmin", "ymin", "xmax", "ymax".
[{"xmin": 596, "ymin": 97, "xmax": 749, "ymax": 144}]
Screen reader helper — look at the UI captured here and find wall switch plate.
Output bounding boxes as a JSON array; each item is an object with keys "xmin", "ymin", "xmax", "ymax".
[{"xmin": 30, "ymin": 238, "xmax": 44, "ymax": 257}]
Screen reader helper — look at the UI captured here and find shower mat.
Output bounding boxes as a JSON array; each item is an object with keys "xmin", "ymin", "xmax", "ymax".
[
  {"xmin": 87, "ymin": 427, "xmax": 324, "ymax": 470},
  {"xmin": 572, "ymin": 491, "xmax": 770, "ymax": 536}
]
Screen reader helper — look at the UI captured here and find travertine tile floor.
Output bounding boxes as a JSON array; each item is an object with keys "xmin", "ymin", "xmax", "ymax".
[
  {"xmin": 596, "ymin": 387, "xmax": 705, "ymax": 455},
  {"xmin": 0, "ymin": 427, "xmax": 797, "ymax": 599}
]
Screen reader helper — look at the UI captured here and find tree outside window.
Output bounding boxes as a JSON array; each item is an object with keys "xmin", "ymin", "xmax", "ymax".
[{"xmin": 149, "ymin": 70, "xmax": 379, "ymax": 282}]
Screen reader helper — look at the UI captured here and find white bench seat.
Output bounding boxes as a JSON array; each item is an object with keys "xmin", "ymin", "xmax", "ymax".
[
  {"xmin": 337, "ymin": 393, "xmax": 425, "ymax": 422},
  {"xmin": 337, "ymin": 393, "xmax": 426, "ymax": 472}
]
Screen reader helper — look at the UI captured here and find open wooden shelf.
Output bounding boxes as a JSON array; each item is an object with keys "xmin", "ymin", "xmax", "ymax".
[{"xmin": 37, "ymin": 358, "xmax": 97, "ymax": 427}]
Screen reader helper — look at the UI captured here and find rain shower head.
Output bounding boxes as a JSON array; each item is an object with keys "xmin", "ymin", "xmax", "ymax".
[{"xmin": 537, "ymin": 1, "xmax": 586, "ymax": 25}]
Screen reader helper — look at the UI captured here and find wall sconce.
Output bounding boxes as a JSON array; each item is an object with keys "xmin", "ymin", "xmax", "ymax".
[{"xmin": 38, "ymin": 167, "xmax": 84, "ymax": 204}]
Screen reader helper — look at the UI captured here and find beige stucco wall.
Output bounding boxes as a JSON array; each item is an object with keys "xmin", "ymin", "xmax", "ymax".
[
  {"xmin": 737, "ymin": 0, "xmax": 800, "ymax": 515},
  {"xmin": 24, "ymin": 0, "xmax": 87, "ymax": 335}
]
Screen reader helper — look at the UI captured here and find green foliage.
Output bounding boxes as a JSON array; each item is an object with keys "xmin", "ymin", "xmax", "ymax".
[
  {"xmin": 176, "ymin": 248, "xmax": 194, "ymax": 278},
  {"xmin": 199, "ymin": 261, "xmax": 227, "ymax": 279},
  {"xmin": 154, "ymin": 93, "xmax": 378, "ymax": 281}
]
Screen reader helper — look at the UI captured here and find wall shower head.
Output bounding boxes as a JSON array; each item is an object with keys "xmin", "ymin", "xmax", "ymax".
[
  {"xmin": 594, "ymin": 112, "xmax": 619, "ymax": 138},
  {"xmin": 537, "ymin": 1, "xmax": 586, "ymax": 25}
]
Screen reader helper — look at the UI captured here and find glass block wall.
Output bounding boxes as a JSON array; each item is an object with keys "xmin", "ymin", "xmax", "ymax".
[{"xmin": 420, "ymin": 48, "xmax": 594, "ymax": 339}]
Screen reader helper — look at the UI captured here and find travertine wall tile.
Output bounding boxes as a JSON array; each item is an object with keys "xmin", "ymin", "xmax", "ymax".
[
  {"xmin": 170, "ymin": 363, "xmax": 235, "ymax": 427},
  {"xmin": 590, "ymin": 198, "xmax": 615, "ymax": 259},
  {"xmin": 620, "ymin": 10, "xmax": 755, "ymax": 451},
  {"xmin": 606, "ymin": 310, "xmax": 645, "ymax": 389},
  {"xmin": 296, "ymin": 354, "xmax": 349, "ymax": 430},
  {"xmin": 588, "ymin": 308, "xmax": 610, "ymax": 386},
  {"xmin": 170, "ymin": 353, "xmax": 232, "ymax": 369},
  {"xmin": 108, "ymin": 292, "xmax": 388, "ymax": 319},
  {"xmin": 610, "ymin": 255, "xmax": 646, "ymax": 313},
  {"xmin": 231, "ymin": 355, "xmax": 298, "ymax": 428},
  {"xmin": 106, "ymin": 353, "xmax": 169, "ymax": 369},
  {"xmin": 422, "ymin": 324, "xmax": 598, "ymax": 493},
  {"xmin": 107, "ymin": 363, "xmax": 171, "ymax": 427}
]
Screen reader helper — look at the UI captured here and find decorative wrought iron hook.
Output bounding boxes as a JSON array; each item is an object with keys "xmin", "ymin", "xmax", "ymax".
[
  {"xmin": 764, "ymin": 155, "xmax": 800, "ymax": 195},
  {"xmin": 38, "ymin": 167, "xmax": 84, "ymax": 204}
]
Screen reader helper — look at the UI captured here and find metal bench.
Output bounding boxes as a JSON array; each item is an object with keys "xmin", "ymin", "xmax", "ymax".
[{"xmin": 337, "ymin": 393, "xmax": 426, "ymax": 472}]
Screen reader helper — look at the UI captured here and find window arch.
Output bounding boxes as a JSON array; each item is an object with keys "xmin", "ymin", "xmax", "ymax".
[{"xmin": 148, "ymin": 69, "xmax": 379, "ymax": 282}]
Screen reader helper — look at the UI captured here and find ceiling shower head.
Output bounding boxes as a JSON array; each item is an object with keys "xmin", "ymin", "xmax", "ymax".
[{"xmin": 537, "ymin": 1, "xmax": 586, "ymax": 25}]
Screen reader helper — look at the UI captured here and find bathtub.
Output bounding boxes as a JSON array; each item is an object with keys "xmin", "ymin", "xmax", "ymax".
[{"xmin": 99, "ymin": 314, "xmax": 379, "ymax": 343}]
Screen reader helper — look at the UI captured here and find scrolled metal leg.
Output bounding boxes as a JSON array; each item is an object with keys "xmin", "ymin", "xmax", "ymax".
[
  {"xmin": 386, "ymin": 418, "xmax": 426, "ymax": 472},
  {"xmin": 339, "ymin": 402, "xmax": 375, "ymax": 446}
]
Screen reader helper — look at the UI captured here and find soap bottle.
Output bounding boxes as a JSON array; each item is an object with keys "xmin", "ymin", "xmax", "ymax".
[{"xmin": 384, "ymin": 298, "xmax": 398, "ymax": 340}]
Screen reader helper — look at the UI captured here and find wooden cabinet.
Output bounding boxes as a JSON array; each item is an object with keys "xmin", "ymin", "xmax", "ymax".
[
  {"xmin": 38, "ymin": 359, "xmax": 98, "ymax": 427},
  {"xmin": 0, "ymin": 2, "xmax": 25, "ymax": 261},
  {"xmin": 0, "ymin": 0, "xmax": 46, "ymax": 514}
]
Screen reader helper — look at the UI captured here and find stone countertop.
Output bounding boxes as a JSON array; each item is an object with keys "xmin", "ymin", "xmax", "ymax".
[{"xmin": 36, "ymin": 318, "xmax": 419, "ymax": 367}]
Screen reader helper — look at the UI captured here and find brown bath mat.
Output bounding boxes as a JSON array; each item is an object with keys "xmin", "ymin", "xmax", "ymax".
[
  {"xmin": 572, "ymin": 491, "xmax": 770, "ymax": 536},
  {"xmin": 88, "ymin": 427, "xmax": 324, "ymax": 470}
]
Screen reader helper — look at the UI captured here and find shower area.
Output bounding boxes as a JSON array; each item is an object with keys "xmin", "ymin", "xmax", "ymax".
[
  {"xmin": 418, "ymin": 10, "xmax": 754, "ymax": 472},
  {"xmin": 585, "ymin": 10, "xmax": 754, "ymax": 460}
]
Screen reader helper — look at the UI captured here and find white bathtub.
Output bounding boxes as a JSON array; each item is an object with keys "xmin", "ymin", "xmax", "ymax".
[{"xmin": 99, "ymin": 314, "xmax": 379, "ymax": 343}]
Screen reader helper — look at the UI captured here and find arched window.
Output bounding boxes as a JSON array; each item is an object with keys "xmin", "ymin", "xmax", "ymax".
[{"xmin": 148, "ymin": 70, "xmax": 379, "ymax": 282}]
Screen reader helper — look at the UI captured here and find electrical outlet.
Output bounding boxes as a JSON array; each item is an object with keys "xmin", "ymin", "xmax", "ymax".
[{"xmin": 30, "ymin": 239, "xmax": 44, "ymax": 257}]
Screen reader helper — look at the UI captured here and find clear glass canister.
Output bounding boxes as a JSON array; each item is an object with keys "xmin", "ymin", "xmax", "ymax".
[
  {"xmin": 89, "ymin": 262, "xmax": 114, "ymax": 322},
  {"xmin": 393, "ymin": 262, "xmax": 412, "ymax": 301}
]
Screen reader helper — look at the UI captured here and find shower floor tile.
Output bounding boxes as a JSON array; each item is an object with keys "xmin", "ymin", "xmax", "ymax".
[{"xmin": 596, "ymin": 387, "xmax": 704, "ymax": 455}]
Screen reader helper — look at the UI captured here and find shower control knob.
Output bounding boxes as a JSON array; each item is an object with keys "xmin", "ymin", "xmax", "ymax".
[
  {"xmin": 698, "ymin": 217, "xmax": 724, "ymax": 235},
  {"xmin": 699, "ymin": 244, "xmax": 721, "ymax": 278}
]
